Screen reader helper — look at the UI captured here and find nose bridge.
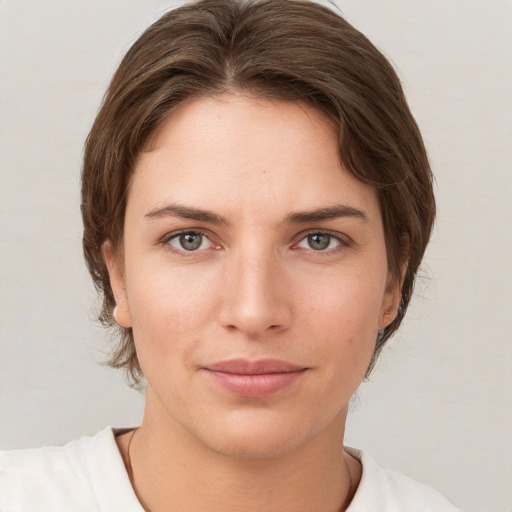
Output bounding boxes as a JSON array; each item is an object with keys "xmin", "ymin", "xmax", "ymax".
[{"xmin": 218, "ymin": 238, "xmax": 291, "ymax": 337}]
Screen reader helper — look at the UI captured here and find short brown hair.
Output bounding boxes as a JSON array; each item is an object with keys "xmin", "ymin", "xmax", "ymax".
[{"xmin": 81, "ymin": 0, "xmax": 435, "ymax": 384}]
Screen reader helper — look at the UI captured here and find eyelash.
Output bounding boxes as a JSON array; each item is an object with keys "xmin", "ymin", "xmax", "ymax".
[
  {"xmin": 161, "ymin": 229, "xmax": 216, "ymax": 256},
  {"xmin": 160, "ymin": 229, "xmax": 351, "ymax": 256},
  {"xmin": 292, "ymin": 230, "xmax": 352, "ymax": 254}
]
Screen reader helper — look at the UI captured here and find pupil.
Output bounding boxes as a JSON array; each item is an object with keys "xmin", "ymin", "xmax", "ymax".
[
  {"xmin": 180, "ymin": 233, "xmax": 202, "ymax": 250},
  {"xmin": 309, "ymin": 233, "xmax": 330, "ymax": 250}
]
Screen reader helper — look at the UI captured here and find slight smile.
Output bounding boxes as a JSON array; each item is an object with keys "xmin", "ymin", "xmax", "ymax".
[{"xmin": 202, "ymin": 359, "xmax": 309, "ymax": 399}]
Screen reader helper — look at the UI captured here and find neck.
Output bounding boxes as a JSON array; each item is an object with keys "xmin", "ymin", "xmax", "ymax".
[{"xmin": 120, "ymin": 395, "xmax": 360, "ymax": 512}]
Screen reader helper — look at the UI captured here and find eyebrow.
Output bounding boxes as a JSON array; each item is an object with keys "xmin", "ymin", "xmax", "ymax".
[
  {"xmin": 144, "ymin": 204, "xmax": 230, "ymax": 225},
  {"xmin": 283, "ymin": 205, "xmax": 368, "ymax": 224},
  {"xmin": 144, "ymin": 203, "xmax": 368, "ymax": 226}
]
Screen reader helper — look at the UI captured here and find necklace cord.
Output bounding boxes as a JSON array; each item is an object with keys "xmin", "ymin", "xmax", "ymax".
[
  {"xmin": 126, "ymin": 427, "xmax": 137, "ymax": 481},
  {"xmin": 124, "ymin": 427, "xmax": 351, "ymax": 512}
]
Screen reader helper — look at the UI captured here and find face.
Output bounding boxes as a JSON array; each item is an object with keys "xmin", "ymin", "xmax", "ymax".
[{"xmin": 106, "ymin": 94, "xmax": 400, "ymax": 458}]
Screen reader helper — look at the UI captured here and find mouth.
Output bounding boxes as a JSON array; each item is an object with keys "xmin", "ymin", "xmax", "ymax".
[{"xmin": 202, "ymin": 358, "xmax": 309, "ymax": 398}]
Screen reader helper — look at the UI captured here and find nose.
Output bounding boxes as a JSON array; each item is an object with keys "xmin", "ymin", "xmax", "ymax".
[{"xmin": 217, "ymin": 246, "xmax": 293, "ymax": 339}]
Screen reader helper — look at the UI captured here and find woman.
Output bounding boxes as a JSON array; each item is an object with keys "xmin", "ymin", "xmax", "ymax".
[{"xmin": 0, "ymin": 0, "xmax": 461, "ymax": 510}]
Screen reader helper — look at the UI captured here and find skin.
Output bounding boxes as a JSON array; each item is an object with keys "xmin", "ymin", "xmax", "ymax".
[{"xmin": 105, "ymin": 93, "xmax": 401, "ymax": 511}]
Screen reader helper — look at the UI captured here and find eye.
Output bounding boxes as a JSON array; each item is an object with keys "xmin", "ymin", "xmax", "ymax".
[
  {"xmin": 296, "ymin": 232, "xmax": 343, "ymax": 251},
  {"xmin": 167, "ymin": 231, "xmax": 212, "ymax": 252}
]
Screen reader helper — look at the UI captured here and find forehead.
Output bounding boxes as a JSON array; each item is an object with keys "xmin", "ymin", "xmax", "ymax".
[{"xmin": 129, "ymin": 93, "xmax": 380, "ymax": 222}]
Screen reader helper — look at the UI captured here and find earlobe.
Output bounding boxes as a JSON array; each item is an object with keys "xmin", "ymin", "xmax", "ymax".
[
  {"xmin": 102, "ymin": 241, "xmax": 132, "ymax": 328},
  {"xmin": 379, "ymin": 247, "xmax": 408, "ymax": 329},
  {"xmin": 378, "ymin": 303, "xmax": 399, "ymax": 329}
]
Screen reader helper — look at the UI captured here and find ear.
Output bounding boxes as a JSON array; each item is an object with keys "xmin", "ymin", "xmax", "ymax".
[
  {"xmin": 102, "ymin": 241, "xmax": 132, "ymax": 328},
  {"xmin": 378, "ymin": 264, "xmax": 406, "ymax": 330},
  {"xmin": 379, "ymin": 236, "xmax": 409, "ymax": 329},
  {"xmin": 378, "ymin": 279, "xmax": 401, "ymax": 329}
]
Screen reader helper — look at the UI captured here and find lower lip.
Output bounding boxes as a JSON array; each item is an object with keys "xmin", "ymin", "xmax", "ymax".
[{"xmin": 204, "ymin": 370, "xmax": 306, "ymax": 398}]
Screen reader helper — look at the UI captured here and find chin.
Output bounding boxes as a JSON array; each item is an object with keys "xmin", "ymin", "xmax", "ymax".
[{"xmin": 192, "ymin": 410, "xmax": 329, "ymax": 461}]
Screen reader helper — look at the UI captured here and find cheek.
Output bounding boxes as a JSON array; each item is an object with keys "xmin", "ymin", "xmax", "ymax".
[
  {"xmin": 301, "ymin": 268, "xmax": 387, "ymax": 331},
  {"xmin": 299, "ymin": 271, "xmax": 385, "ymax": 373},
  {"xmin": 125, "ymin": 262, "xmax": 220, "ymax": 364}
]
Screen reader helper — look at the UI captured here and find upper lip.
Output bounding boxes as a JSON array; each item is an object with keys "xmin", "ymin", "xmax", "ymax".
[{"xmin": 204, "ymin": 358, "xmax": 306, "ymax": 375}]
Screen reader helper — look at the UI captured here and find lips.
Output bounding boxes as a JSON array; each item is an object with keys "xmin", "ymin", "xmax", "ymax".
[
  {"xmin": 205, "ymin": 358, "xmax": 305, "ymax": 374},
  {"xmin": 202, "ymin": 358, "xmax": 308, "ymax": 398}
]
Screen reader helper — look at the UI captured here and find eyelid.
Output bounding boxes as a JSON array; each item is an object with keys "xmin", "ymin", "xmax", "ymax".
[
  {"xmin": 159, "ymin": 228, "xmax": 351, "ymax": 255},
  {"xmin": 292, "ymin": 229, "xmax": 352, "ymax": 251},
  {"xmin": 160, "ymin": 229, "xmax": 220, "ymax": 254},
  {"xmin": 161, "ymin": 228, "xmax": 208, "ymax": 243}
]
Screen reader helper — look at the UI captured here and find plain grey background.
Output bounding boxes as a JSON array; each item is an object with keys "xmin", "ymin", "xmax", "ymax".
[{"xmin": 1, "ymin": 1, "xmax": 511, "ymax": 511}]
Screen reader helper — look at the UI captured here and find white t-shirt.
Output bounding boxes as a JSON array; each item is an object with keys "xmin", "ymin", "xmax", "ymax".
[{"xmin": 0, "ymin": 427, "xmax": 461, "ymax": 511}]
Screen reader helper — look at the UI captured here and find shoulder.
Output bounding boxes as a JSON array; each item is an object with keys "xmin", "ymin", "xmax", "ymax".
[
  {"xmin": 346, "ymin": 448, "xmax": 463, "ymax": 512},
  {"xmin": 0, "ymin": 427, "xmax": 140, "ymax": 511}
]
